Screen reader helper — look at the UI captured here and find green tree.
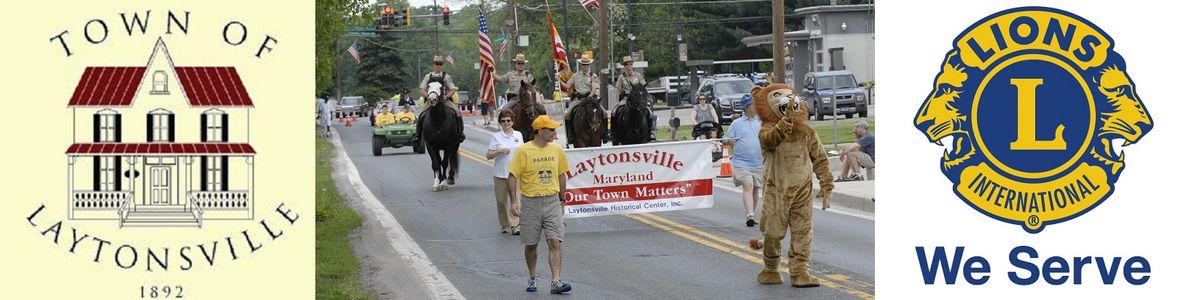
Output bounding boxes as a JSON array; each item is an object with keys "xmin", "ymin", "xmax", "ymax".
[{"xmin": 316, "ymin": 0, "xmax": 370, "ymax": 97}]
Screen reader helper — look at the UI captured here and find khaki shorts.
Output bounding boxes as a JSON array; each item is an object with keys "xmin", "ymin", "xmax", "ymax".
[
  {"xmin": 732, "ymin": 168, "xmax": 763, "ymax": 188},
  {"xmin": 850, "ymin": 151, "xmax": 875, "ymax": 169},
  {"xmin": 520, "ymin": 195, "xmax": 565, "ymax": 245}
]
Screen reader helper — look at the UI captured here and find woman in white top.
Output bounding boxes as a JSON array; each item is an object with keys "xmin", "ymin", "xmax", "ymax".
[{"xmin": 486, "ymin": 109, "xmax": 524, "ymax": 235}]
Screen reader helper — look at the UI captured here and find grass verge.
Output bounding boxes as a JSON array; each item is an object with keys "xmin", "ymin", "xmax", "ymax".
[{"xmin": 315, "ymin": 137, "xmax": 373, "ymax": 300}]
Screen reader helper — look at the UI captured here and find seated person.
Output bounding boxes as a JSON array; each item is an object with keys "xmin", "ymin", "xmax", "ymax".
[
  {"xmin": 696, "ymin": 128, "xmax": 723, "ymax": 162},
  {"xmin": 395, "ymin": 105, "xmax": 417, "ymax": 124},
  {"xmin": 375, "ymin": 105, "xmax": 396, "ymax": 128}
]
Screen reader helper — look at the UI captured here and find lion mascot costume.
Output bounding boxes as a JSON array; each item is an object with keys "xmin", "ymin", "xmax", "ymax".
[{"xmin": 748, "ymin": 83, "xmax": 834, "ymax": 287}]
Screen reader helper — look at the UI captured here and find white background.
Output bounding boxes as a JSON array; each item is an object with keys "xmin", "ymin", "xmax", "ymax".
[{"xmin": 877, "ymin": 1, "xmax": 1197, "ymax": 298}]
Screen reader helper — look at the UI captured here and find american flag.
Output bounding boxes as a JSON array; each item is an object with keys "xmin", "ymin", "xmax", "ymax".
[
  {"xmin": 445, "ymin": 51, "xmax": 456, "ymax": 66},
  {"xmin": 579, "ymin": 0, "xmax": 600, "ymax": 9},
  {"xmin": 477, "ymin": 9, "xmax": 497, "ymax": 107},
  {"xmin": 347, "ymin": 41, "xmax": 360, "ymax": 64}
]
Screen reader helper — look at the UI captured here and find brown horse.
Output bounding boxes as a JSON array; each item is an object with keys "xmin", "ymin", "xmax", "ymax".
[
  {"xmin": 569, "ymin": 95, "xmax": 605, "ymax": 148},
  {"xmin": 502, "ymin": 80, "xmax": 545, "ymax": 143}
]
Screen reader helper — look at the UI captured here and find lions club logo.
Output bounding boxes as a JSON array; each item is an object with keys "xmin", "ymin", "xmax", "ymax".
[{"xmin": 913, "ymin": 7, "xmax": 1153, "ymax": 233}]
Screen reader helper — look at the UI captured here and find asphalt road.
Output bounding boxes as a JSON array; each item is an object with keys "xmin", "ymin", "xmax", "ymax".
[{"xmin": 334, "ymin": 116, "xmax": 874, "ymax": 299}]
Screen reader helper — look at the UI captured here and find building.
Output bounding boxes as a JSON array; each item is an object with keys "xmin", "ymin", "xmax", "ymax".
[
  {"xmin": 65, "ymin": 38, "xmax": 256, "ymax": 228},
  {"xmin": 741, "ymin": 3, "xmax": 875, "ymax": 86}
]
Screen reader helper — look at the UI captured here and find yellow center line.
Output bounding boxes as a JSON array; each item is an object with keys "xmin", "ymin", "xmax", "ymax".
[
  {"xmin": 453, "ymin": 148, "xmax": 873, "ymax": 299},
  {"xmin": 640, "ymin": 213, "xmax": 875, "ymax": 292}
]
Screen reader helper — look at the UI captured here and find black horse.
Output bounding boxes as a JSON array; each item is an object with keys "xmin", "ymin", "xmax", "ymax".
[
  {"xmin": 568, "ymin": 95, "xmax": 606, "ymax": 148},
  {"xmin": 419, "ymin": 83, "xmax": 461, "ymax": 191},
  {"xmin": 501, "ymin": 80, "xmax": 545, "ymax": 143},
  {"xmin": 611, "ymin": 84, "xmax": 653, "ymax": 145}
]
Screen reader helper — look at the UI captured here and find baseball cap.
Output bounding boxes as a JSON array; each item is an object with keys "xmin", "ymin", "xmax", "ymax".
[
  {"xmin": 741, "ymin": 94, "xmax": 753, "ymax": 108},
  {"xmin": 532, "ymin": 115, "xmax": 561, "ymax": 130}
]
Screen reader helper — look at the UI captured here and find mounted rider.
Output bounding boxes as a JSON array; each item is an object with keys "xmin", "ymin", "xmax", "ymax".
[
  {"xmin": 491, "ymin": 53, "xmax": 536, "ymax": 111},
  {"xmin": 413, "ymin": 55, "xmax": 464, "ymax": 144},
  {"xmin": 613, "ymin": 55, "xmax": 654, "ymax": 141},
  {"xmin": 563, "ymin": 54, "xmax": 603, "ymax": 145}
]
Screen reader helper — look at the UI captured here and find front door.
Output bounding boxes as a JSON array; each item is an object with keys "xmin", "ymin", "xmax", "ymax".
[
  {"xmin": 829, "ymin": 48, "xmax": 845, "ymax": 71},
  {"xmin": 149, "ymin": 166, "xmax": 172, "ymax": 205}
]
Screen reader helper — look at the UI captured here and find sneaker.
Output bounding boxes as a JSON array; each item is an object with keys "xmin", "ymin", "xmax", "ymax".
[
  {"xmin": 511, "ymin": 226, "xmax": 521, "ymax": 236},
  {"xmin": 551, "ymin": 280, "xmax": 573, "ymax": 294},
  {"xmin": 746, "ymin": 215, "xmax": 757, "ymax": 227},
  {"xmin": 526, "ymin": 277, "xmax": 537, "ymax": 293}
]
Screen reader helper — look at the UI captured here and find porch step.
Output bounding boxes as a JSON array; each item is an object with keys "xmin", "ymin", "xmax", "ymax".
[
  {"xmin": 123, "ymin": 211, "xmax": 200, "ymax": 228},
  {"xmin": 135, "ymin": 205, "xmax": 186, "ymax": 212}
]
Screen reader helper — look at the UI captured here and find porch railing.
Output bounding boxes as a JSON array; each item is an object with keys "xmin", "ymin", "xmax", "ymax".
[
  {"xmin": 188, "ymin": 198, "xmax": 204, "ymax": 228},
  {"xmin": 73, "ymin": 191, "xmax": 133, "ymax": 210},
  {"xmin": 187, "ymin": 191, "xmax": 250, "ymax": 210},
  {"xmin": 117, "ymin": 197, "xmax": 130, "ymax": 228}
]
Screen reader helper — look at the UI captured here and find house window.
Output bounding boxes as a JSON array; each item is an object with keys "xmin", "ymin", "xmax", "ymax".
[
  {"xmin": 94, "ymin": 109, "xmax": 120, "ymax": 142},
  {"xmin": 148, "ymin": 109, "xmax": 174, "ymax": 142},
  {"xmin": 151, "ymin": 71, "xmax": 169, "ymax": 95},
  {"xmin": 98, "ymin": 157, "xmax": 116, "ymax": 191},
  {"xmin": 203, "ymin": 156, "xmax": 227, "ymax": 191},
  {"xmin": 203, "ymin": 109, "xmax": 228, "ymax": 142}
]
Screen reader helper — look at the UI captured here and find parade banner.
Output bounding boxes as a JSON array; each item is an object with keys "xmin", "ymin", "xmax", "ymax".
[{"xmin": 563, "ymin": 140, "xmax": 715, "ymax": 218}]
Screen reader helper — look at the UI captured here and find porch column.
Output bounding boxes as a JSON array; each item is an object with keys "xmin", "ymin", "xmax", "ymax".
[
  {"xmin": 185, "ymin": 157, "xmax": 193, "ymax": 210},
  {"xmin": 67, "ymin": 156, "xmax": 75, "ymax": 219},
  {"xmin": 246, "ymin": 156, "xmax": 255, "ymax": 219},
  {"xmin": 126, "ymin": 157, "xmax": 137, "ymax": 210}
]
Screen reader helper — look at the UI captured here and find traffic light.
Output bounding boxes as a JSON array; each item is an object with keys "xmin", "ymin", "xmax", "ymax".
[
  {"xmin": 402, "ymin": 6, "xmax": 411, "ymax": 27},
  {"xmin": 378, "ymin": 6, "xmax": 395, "ymax": 29},
  {"xmin": 442, "ymin": 7, "xmax": 450, "ymax": 25}
]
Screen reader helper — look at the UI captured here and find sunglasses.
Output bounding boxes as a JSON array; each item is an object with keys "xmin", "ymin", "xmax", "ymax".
[
  {"xmin": 515, "ymin": 63, "xmax": 525, "ymax": 65},
  {"xmin": 434, "ymin": 63, "xmax": 443, "ymax": 66},
  {"xmin": 499, "ymin": 119, "xmax": 513, "ymax": 123}
]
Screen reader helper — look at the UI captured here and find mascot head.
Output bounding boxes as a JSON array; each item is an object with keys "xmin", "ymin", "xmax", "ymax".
[{"xmin": 752, "ymin": 83, "xmax": 807, "ymax": 130}]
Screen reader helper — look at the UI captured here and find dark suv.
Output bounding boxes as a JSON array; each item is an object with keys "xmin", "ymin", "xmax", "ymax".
[
  {"xmin": 697, "ymin": 75, "xmax": 755, "ymax": 124},
  {"xmin": 800, "ymin": 71, "xmax": 867, "ymax": 120}
]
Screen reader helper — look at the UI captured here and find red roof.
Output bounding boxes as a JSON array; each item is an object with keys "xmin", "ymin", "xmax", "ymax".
[
  {"xmin": 175, "ymin": 67, "xmax": 254, "ymax": 107},
  {"xmin": 66, "ymin": 143, "xmax": 256, "ymax": 155},
  {"xmin": 67, "ymin": 67, "xmax": 146, "ymax": 106},
  {"xmin": 66, "ymin": 66, "xmax": 253, "ymax": 107}
]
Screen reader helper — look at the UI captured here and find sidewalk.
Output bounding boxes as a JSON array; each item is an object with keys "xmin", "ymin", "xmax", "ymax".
[{"xmin": 470, "ymin": 117, "xmax": 875, "ymax": 215}]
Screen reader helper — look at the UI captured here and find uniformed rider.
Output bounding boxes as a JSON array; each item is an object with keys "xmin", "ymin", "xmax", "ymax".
[
  {"xmin": 562, "ymin": 55, "xmax": 603, "ymax": 145},
  {"xmin": 491, "ymin": 53, "xmax": 535, "ymax": 110},
  {"xmin": 613, "ymin": 55, "xmax": 654, "ymax": 141},
  {"xmin": 413, "ymin": 55, "xmax": 464, "ymax": 144}
]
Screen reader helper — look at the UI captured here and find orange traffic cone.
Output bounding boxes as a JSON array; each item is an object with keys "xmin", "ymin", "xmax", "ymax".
[
  {"xmin": 345, "ymin": 117, "xmax": 352, "ymax": 127},
  {"xmin": 718, "ymin": 145, "xmax": 733, "ymax": 178},
  {"xmin": 338, "ymin": 112, "xmax": 345, "ymax": 124},
  {"xmin": 352, "ymin": 113, "xmax": 358, "ymax": 122}
]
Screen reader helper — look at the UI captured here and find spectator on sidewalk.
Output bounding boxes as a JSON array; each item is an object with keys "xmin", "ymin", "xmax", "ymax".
[
  {"xmin": 836, "ymin": 121, "xmax": 875, "ymax": 182},
  {"xmin": 507, "ymin": 115, "xmax": 573, "ymax": 294},
  {"xmin": 724, "ymin": 94, "xmax": 764, "ymax": 227},
  {"xmin": 487, "ymin": 109, "xmax": 523, "ymax": 235}
]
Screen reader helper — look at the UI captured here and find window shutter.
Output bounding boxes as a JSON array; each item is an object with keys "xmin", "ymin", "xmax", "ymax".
[
  {"xmin": 93, "ymin": 157, "xmax": 100, "ymax": 191},
  {"xmin": 114, "ymin": 114, "xmax": 122, "ymax": 143},
  {"xmin": 201, "ymin": 114, "xmax": 208, "ymax": 142},
  {"xmin": 93, "ymin": 114, "xmax": 101, "ymax": 142},
  {"xmin": 146, "ymin": 114, "xmax": 153, "ymax": 142},
  {"xmin": 200, "ymin": 156, "xmax": 208, "ymax": 191},
  {"xmin": 221, "ymin": 156, "xmax": 229, "ymax": 191},
  {"xmin": 114, "ymin": 156, "xmax": 122, "ymax": 191},
  {"xmin": 221, "ymin": 114, "xmax": 229, "ymax": 142},
  {"xmin": 168, "ymin": 114, "xmax": 176, "ymax": 142}
]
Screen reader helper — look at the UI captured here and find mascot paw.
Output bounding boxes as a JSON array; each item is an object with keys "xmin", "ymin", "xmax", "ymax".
[
  {"xmin": 757, "ymin": 268, "xmax": 783, "ymax": 285},
  {"xmin": 790, "ymin": 272, "xmax": 820, "ymax": 288},
  {"xmin": 821, "ymin": 198, "xmax": 831, "ymax": 210},
  {"xmin": 748, "ymin": 237, "xmax": 763, "ymax": 250}
]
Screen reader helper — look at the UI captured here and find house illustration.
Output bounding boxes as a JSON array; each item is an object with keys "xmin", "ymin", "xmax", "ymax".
[{"xmin": 65, "ymin": 38, "xmax": 255, "ymax": 228}]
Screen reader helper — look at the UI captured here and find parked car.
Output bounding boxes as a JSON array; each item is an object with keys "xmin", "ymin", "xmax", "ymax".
[
  {"xmin": 697, "ymin": 74, "xmax": 755, "ymax": 124},
  {"xmin": 800, "ymin": 70, "xmax": 867, "ymax": 120},
  {"xmin": 337, "ymin": 96, "xmax": 369, "ymax": 117}
]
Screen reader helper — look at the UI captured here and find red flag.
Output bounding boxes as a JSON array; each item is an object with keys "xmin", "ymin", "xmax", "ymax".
[{"xmin": 548, "ymin": 11, "xmax": 571, "ymax": 92}]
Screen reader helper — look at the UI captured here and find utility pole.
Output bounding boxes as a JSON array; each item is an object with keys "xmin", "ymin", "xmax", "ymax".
[
  {"xmin": 771, "ymin": 0, "xmax": 786, "ymax": 82},
  {"xmin": 626, "ymin": 0, "xmax": 633, "ymax": 55},
  {"xmin": 434, "ymin": 0, "xmax": 440, "ymax": 54},
  {"xmin": 672, "ymin": 0, "xmax": 682, "ymax": 141},
  {"xmin": 599, "ymin": 0, "xmax": 609, "ymax": 110},
  {"xmin": 561, "ymin": 0, "xmax": 571, "ymax": 65}
]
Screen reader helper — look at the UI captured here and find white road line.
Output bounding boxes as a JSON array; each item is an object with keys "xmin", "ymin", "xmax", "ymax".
[{"xmin": 328, "ymin": 129, "xmax": 466, "ymax": 300}]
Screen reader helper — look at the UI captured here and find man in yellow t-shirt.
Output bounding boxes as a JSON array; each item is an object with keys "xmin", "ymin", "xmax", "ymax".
[
  {"xmin": 394, "ymin": 105, "xmax": 416, "ymax": 124},
  {"xmin": 507, "ymin": 114, "xmax": 572, "ymax": 294},
  {"xmin": 375, "ymin": 104, "xmax": 396, "ymax": 128}
]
